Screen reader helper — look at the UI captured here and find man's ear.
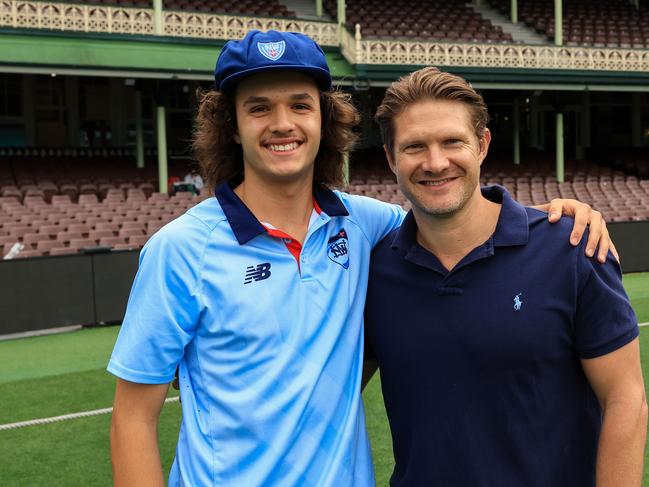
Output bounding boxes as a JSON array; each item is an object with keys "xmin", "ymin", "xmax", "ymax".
[
  {"xmin": 478, "ymin": 128, "xmax": 491, "ymax": 166},
  {"xmin": 384, "ymin": 144, "xmax": 397, "ymax": 176},
  {"xmin": 233, "ymin": 132, "xmax": 241, "ymax": 144}
]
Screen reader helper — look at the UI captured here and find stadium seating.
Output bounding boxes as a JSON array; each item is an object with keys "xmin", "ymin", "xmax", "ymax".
[
  {"xmin": 20, "ymin": 0, "xmax": 296, "ymax": 17},
  {"xmin": 162, "ymin": 0, "xmax": 295, "ymax": 16},
  {"xmin": 0, "ymin": 179, "xmax": 210, "ymax": 258},
  {"xmin": 325, "ymin": 0, "xmax": 513, "ymax": 43},
  {"xmin": 1, "ymin": 146, "xmax": 647, "ymax": 260},
  {"xmin": 489, "ymin": 0, "xmax": 649, "ymax": 48},
  {"xmin": 345, "ymin": 151, "xmax": 649, "ymax": 223}
]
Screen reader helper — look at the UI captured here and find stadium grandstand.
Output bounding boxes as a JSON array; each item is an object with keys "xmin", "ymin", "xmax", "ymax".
[{"xmin": 0, "ymin": 0, "xmax": 648, "ymax": 309}]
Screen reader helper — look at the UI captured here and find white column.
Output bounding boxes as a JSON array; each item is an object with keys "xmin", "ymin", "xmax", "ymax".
[
  {"xmin": 554, "ymin": 0, "xmax": 563, "ymax": 45},
  {"xmin": 556, "ymin": 112, "xmax": 564, "ymax": 183},
  {"xmin": 153, "ymin": 0, "xmax": 163, "ymax": 35},
  {"xmin": 513, "ymin": 98, "xmax": 520, "ymax": 165},
  {"xmin": 156, "ymin": 105, "xmax": 168, "ymax": 193}
]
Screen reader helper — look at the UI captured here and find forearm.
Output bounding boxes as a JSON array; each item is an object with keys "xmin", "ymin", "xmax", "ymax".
[
  {"xmin": 110, "ymin": 419, "xmax": 165, "ymax": 487},
  {"xmin": 595, "ymin": 399, "xmax": 648, "ymax": 487}
]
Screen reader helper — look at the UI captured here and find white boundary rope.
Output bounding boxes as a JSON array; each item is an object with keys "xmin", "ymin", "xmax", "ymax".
[
  {"xmin": 639, "ymin": 322, "xmax": 649, "ymax": 328},
  {"xmin": 0, "ymin": 396, "xmax": 180, "ymax": 431}
]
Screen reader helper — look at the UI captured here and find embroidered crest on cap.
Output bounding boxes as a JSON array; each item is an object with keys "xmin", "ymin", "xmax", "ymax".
[
  {"xmin": 327, "ymin": 229, "xmax": 349, "ymax": 269},
  {"xmin": 257, "ymin": 41, "xmax": 286, "ymax": 61}
]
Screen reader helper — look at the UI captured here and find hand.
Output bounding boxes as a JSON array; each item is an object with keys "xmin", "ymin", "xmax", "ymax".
[{"xmin": 534, "ymin": 199, "xmax": 619, "ymax": 263}]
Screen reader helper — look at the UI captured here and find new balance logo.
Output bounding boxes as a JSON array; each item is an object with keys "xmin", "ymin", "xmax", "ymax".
[{"xmin": 244, "ymin": 263, "xmax": 272, "ymax": 284}]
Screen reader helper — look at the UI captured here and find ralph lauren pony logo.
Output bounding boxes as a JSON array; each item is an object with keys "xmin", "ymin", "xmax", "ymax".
[
  {"xmin": 257, "ymin": 41, "xmax": 286, "ymax": 61},
  {"xmin": 327, "ymin": 229, "xmax": 349, "ymax": 269}
]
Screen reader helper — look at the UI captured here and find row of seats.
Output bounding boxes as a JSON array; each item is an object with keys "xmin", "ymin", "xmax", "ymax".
[
  {"xmin": 3, "ymin": 173, "xmax": 648, "ymax": 259},
  {"xmin": 490, "ymin": 0, "xmax": 649, "ymax": 48},
  {"xmin": 1, "ymin": 191, "xmax": 207, "ymax": 258},
  {"xmin": 19, "ymin": 0, "xmax": 649, "ymax": 47},
  {"xmin": 29, "ymin": 0, "xmax": 296, "ymax": 17},
  {"xmin": 163, "ymin": 0, "xmax": 295, "ymax": 16},
  {"xmin": 325, "ymin": 0, "xmax": 511, "ymax": 43},
  {"xmin": 1, "ymin": 153, "xmax": 194, "ymax": 203},
  {"xmin": 0, "ymin": 181, "xmax": 157, "ymax": 202},
  {"xmin": 347, "ymin": 174, "xmax": 649, "ymax": 223}
]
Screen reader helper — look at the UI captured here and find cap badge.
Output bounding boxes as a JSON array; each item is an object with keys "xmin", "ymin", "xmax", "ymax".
[{"xmin": 257, "ymin": 40, "xmax": 286, "ymax": 61}]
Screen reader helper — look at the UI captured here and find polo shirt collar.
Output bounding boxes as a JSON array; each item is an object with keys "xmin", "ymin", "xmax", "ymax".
[
  {"xmin": 391, "ymin": 185, "xmax": 529, "ymax": 253},
  {"xmin": 215, "ymin": 178, "xmax": 349, "ymax": 245},
  {"xmin": 486, "ymin": 185, "xmax": 529, "ymax": 247}
]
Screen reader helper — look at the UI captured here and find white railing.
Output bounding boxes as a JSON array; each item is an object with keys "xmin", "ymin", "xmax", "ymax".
[
  {"xmin": 0, "ymin": 0, "xmax": 155, "ymax": 34},
  {"xmin": 2, "ymin": 0, "xmax": 649, "ymax": 73},
  {"xmin": 354, "ymin": 36, "xmax": 649, "ymax": 72},
  {"xmin": 162, "ymin": 11, "xmax": 337, "ymax": 45},
  {"xmin": 0, "ymin": 0, "xmax": 338, "ymax": 45}
]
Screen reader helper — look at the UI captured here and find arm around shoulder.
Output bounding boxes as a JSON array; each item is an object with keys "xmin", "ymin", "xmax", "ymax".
[
  {"xmin": 581, "ymin": 338, "xmax": 648, "ymax": 487},
  {"xmin": 110, "ymin": 378, "xmax": 171, "ymax": 487}
]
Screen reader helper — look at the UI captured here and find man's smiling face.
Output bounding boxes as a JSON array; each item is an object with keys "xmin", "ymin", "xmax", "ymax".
[
  {"xmin": 386, "ymin": 98, "xmax": 490, "ymax": 218},
  {"xmin": 234, "ymin": 71, "xmax": 322, "ymax": 186}
]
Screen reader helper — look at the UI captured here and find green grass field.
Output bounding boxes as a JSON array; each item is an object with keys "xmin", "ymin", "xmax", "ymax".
[{"xmin": 1, "ymin": 272, "xmax": 648, "ymax": 486}]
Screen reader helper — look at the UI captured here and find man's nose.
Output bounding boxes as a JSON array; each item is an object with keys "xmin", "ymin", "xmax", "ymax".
[
  {"xmin": 269, "ymin": 106, "xmax": 295, "ymax": 133},
  {"xmin": 421, "ymin": 145, "xmax": 450, "ymax": 173}
]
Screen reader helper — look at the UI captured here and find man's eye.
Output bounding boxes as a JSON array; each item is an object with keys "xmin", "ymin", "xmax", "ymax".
[
  {"xmin": 403, "ymin": 144, "xmax": 424, "ymax": 153},
  {"xmin": 249, "ymin": 106, "xmax": 267, "ymax": 113},
  {"xmin": 293, "ymin": 103, "xmax": 311, "ymax": 110}
]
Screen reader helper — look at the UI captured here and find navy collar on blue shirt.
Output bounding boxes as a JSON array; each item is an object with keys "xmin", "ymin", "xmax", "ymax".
[
  {"xmin": 392, "ymin": 185, "xmax": 529, "ymax": 253},
  {"xmin": 215, "ymin": 178, "xmax": 349, "ymax": 245}
]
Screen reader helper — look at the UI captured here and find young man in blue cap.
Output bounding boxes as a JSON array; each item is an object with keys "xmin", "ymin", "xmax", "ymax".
[
  {"xmin": 108, "ymin": 31, "xmax": 613, "ymax": 486},
  {"xmin": 365, "ymin": 67, "xmax": 647, "ymax": 486}
]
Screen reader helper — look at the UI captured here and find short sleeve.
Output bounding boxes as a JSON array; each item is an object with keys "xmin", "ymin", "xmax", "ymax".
[
  {"xmin": 336, "ymin": 192, "xmax": 406, "ymax": 248},
  {"xmin": 107, "ymin": 217, "xmax": 205, "ymax": 383},
  {"xmin": 574, "ymin": 249, "xmax": 638, "ymax": 359}
]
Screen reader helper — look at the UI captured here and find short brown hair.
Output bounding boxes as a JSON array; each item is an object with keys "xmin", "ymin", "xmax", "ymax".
[
  {"xmin": 192, "ymin": 88, "xmax": 360, "ymax": 190},
  {"xmin": 374, "ymin": 67, "xmax": 489, "ymax": 157}
]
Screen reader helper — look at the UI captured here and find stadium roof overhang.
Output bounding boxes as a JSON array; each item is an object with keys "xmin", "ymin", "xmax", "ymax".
[
  {"xmin": 0, "ymin": 30, "xmax": 355, "ymax": 82},
  {"xmin": 355, "ymin": 64, "xmax": 649, "ymax": 92}
]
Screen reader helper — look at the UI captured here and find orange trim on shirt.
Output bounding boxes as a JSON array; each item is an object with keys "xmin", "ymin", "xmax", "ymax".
[{"xmin": 261, "ymin": 199, "xmax": 321, "ymax": 270}]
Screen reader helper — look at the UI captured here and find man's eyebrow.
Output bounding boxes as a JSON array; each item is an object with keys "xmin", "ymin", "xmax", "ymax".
[
  {"xmin": 242, "ymin": 96, "xmax": 269, "ymax": 106},
  {"xmin": 290, "ymin": 93, "xmax": 316, "ymax": 101}
]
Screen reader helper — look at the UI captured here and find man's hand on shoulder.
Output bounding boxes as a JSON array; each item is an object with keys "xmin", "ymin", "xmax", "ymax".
[{"xmin": 533, "ymin": 198, "xmax": 618, "ymax": 263}]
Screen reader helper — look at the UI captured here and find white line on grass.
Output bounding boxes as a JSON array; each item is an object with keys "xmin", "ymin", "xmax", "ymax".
[
  {"xmin": 4, "ymin": 323, "xmax": 649, "ymax": 429},
  {"xmin": 0, "ymin": 325, "xmax": 83, "ymax": 342},
  {"xmin": 0, "ymin": 396, "xmax": 180, "ymax": 431}
]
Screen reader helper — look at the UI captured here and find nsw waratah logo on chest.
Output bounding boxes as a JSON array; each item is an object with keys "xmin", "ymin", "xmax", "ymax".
[
  {"xmin": 257, "ymin": 40, "xmax": 286, "ymax": 61},
  {"xmin": 327, "ymin": 229, "xmax": 349, "ymax": 269}
]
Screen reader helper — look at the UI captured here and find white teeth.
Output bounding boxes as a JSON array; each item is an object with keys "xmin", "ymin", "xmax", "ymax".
[
  {"xmin": 422, "ymin": 178, "xmax": 453, "ymax": 186},
  {"xmin": 268, "ymin": 142, "xmax": 299, "ymax": 152}
]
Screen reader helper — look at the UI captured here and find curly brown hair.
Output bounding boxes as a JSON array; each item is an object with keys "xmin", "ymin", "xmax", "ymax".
[
  {"xmin": 375, "ymin": 67, "xmax": 489, "ymax": 158},
  {"xmin": 193, "ymin": 88, "xmax": 360, "ymax": 190}
]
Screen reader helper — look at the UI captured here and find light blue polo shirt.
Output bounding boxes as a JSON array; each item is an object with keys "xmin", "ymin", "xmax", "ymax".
[{"xmin": 107, "ymin": 180, "xmax": 405, "ymax": 486}]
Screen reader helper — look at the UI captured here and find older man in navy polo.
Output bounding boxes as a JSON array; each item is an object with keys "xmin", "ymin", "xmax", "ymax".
[{"xmin": 364, "ymin": 67, "xmax": 647, "ymax": 487}]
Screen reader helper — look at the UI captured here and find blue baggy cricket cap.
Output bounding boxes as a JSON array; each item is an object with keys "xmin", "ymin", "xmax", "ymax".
[{"xmin": 214, "ymin": 30, "xmax": 332, "ymax": 92}]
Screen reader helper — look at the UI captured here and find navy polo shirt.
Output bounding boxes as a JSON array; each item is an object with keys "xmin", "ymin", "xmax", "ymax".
[{"xmin": 365, "ymin": 185, "xmax": 638, "ymax": 487}]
